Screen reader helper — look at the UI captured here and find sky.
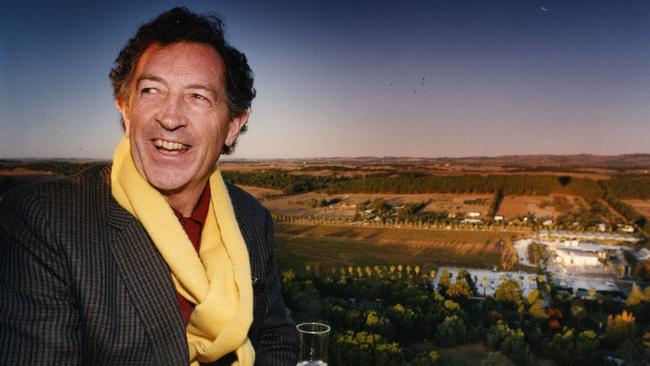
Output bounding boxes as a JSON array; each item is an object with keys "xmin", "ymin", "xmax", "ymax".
[{"xmin": 1, "ymin": 0, "xmax": 648, "ymax": 159}]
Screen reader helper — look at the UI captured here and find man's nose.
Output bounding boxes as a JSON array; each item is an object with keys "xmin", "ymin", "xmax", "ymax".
[{"xmin": 156, "ymin": 95, "xmax": 187, "ymax": 130}]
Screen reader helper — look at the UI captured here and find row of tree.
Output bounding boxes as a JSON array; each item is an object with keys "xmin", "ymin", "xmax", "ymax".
[
  {"xmin": 328, "ymin": 174, "xmax": 604, "ymax": 198},
  {"xmin": 222, "ymin": 170, "xmax": 335, "ymax": 194},
  {"xmin": 600, "ymin": 175, "xmax": 650, "ymax": 200}
]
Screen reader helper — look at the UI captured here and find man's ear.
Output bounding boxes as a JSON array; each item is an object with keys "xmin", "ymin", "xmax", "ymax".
[
  {"xmin": 225, "ymin": 111, "xmax": 249, "ymax": 147},
  {"xmin": 115, "ymin": 98, "xmax": 130, "ymax": 135}
]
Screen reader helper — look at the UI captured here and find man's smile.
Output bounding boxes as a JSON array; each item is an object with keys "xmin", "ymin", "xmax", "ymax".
[{"xmin": 152, "ymin": 138, "xmax": 191, "ymax": 152}]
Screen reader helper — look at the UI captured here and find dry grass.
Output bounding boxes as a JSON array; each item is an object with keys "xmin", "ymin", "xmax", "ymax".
[{"xmin": 274, "ymin": 223, "xmax": 521, "ymax": 269}]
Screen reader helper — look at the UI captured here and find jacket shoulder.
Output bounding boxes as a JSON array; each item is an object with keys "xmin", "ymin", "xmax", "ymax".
[
  {"xmin": 2, "ymin": 164, "xmax": 110, "ymax": 203},
  {"xmin": 226, "ymin": 182, "xmax": 270, "ymax": 221},
  {"xmin": 0, "ymin": 164, "xmax": 112, "ymax": 232}
]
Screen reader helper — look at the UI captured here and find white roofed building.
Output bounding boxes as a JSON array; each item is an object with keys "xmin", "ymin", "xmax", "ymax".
[{"xmin": 554, "ymin": 248, "xmax": 600, "ymax": 267}]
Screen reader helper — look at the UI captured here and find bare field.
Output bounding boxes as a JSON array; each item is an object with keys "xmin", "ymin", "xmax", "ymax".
[
  {"xmin": 262, "ymin": 192, "xmax": 494, "ymax": 220},
  {"xmin": 623, "ymin": 199, "xmax": 650, "ymax": 218},
  {"xmin": 498, "ymin": 194, "xmax": 623, "ymax": 223},
  {"xmin": 274, "ymin": 223, "xmax": 520, "ymax": 269},
  {"xmin": 497, "ymin": 195, "xmax": 573, "ymax": 219}
]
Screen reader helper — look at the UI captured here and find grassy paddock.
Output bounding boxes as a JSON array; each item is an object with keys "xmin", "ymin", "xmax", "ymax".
[{"xmin": 274, "ymin": 223, "xmax": 521, "ymax": 270}]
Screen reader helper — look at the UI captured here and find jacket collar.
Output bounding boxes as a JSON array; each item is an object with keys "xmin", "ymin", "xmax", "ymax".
[{"xmin": 105, "ymin": 170, "xmax": 190, "ymax": 365}]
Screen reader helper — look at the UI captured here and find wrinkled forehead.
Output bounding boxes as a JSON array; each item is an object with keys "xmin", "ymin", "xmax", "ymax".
[{"xmin": 131, "ymin": 41, "xmax": 226, "ymax": 92}]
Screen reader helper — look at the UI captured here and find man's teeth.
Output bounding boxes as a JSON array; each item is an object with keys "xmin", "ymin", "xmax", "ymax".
[{"xmin": 153, "ymin": 139, "xmax": 188, "ymax": 151}]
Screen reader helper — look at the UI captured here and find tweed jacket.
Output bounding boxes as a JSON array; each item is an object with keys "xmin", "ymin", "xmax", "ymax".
[{"xmin": 0, "ymin": 164, "xmax": 298, "ymax": 365}]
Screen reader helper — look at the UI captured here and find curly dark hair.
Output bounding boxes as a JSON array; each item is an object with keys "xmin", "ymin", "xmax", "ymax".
[{"xmin": 109, "ymin": 7, "xmax": 255, "ymax": 154}]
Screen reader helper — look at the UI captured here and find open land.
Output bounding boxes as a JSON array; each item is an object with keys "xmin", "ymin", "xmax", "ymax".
[
  {"xmin": 2, "ymin": 156, "xmax": 649, "ymax": 271},
  {"xmin": 274, "ymin": 223, "xmax": 519, "ymax": 270},
  {"xmin": 2, "ymin": 156, "xmax": 649, "ymax": 365},
  {"xmin": 263, "ymin": 192, "xmax": 494, "ymax": 220}
]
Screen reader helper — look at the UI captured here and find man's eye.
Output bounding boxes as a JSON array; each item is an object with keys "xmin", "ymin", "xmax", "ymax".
[
  {"xmin": 141, "ymin": 87, "xmax": 158, "ymax": 94},
  {"xmin": 192, "ymin": 93, "xmax": 207, "ymax": 101}
]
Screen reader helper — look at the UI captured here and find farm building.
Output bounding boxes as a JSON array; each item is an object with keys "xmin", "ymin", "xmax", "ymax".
[{"xmin": 554, "ymin": 248, "xmax": 600, "ymax": 267}]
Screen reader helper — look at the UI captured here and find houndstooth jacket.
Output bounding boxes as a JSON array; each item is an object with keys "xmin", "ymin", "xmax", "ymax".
[{"xmin": 0, "ymin": 164, "xmax": 298, "ymax": 365}]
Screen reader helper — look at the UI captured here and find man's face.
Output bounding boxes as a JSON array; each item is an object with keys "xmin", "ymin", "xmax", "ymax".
[{"xmin": 117, "ymin": 42, "xmax": 247, "ymax": 194}]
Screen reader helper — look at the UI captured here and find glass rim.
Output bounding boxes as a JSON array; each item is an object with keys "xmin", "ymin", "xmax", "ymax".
[{"xmin": 296, "ymin": 322, "xmax": 331, "ymax": 335}]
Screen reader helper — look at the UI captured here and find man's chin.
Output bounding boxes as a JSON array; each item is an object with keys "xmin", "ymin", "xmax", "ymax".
[{"xmin": 144, "ymin": 173, "xmax": 191, "ymax": 195}]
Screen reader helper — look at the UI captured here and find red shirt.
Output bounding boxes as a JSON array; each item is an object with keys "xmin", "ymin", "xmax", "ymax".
[{"xmin": 171, "ymin": 184, "xmax": 211, "ymax": 327}]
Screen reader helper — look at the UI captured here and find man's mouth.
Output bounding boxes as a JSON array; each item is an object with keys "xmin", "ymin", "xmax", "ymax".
[{"xmin": 152, "ymin": 139, "xmax": 190, "ymax": 152}]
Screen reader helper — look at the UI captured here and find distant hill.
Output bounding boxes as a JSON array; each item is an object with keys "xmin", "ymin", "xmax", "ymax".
[{"xmin": 223, "ymin": 154, "xmax": 650, "ymax": 170}]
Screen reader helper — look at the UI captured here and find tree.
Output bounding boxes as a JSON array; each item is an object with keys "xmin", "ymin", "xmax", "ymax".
[
  {"xmin": 434, "ymin": 315, "xmax": 466, "ymax": 347},
  {"xmin": 526, "ymin": 288, "xmax": 539, "ymax": 304},
  {"xmin": 447, "ymin": 278, "xmax": 472, "ymax": 299},
  {"xmin": 438, "ymin": 268, "xmax": 452, "ymax": 294},
  {"xmin": 626, "ymin": 283, "xmax": 644, "ymax": 306},
  {"xmin": 457, "ymin": 268, "xmax": 477, "ymax": 294},
  {"xmin": 332, "ymin": 331, "xmax": 404, "ymax": 366},
  {"xmin": 411, "ymin": 351, "xmax": 440, "ymax": 366},
  {"xmin": 604, "ymin": 310, "xmax": 636, "ymax": 348},
  {"xmin": 529, "ymin": 299, "xmax": 549, "ymax": 320},
  {"xmin": 550, "ymin": 329, "xmax": 601, "ymax": 366},
  {"xmin": 486, "ymin": 321, "xmax": 535, "ymax": 365},
  {"xmin": 495, "ymin": 279, "xmax": 523, "ymax": 303}
]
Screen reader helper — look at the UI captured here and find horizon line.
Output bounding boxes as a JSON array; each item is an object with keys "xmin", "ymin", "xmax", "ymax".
[{"xmin": 2, "ymin": 152, "xmax": 650, "ymax": 162}]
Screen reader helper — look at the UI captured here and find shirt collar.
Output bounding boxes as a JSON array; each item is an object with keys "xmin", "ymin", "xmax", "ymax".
[{"xmin": 171, "ymin": 183, "xmax": 211, "ymax": 225}]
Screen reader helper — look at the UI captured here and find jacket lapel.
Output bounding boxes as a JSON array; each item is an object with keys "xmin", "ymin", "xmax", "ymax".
[{"xmin": 106, "ymin": 197, "xmax": 189, "ymax": 365}]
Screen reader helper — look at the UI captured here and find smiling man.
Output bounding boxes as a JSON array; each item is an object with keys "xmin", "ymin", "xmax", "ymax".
[{"xmin": 0, "ymin": 7, "xmax": 298, "ymax": 366}]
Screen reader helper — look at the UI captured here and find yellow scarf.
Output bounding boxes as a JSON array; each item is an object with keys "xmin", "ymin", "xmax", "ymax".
[{"xmin": 110, "ymin": 137, "xmax": 255, "ymax": 366}]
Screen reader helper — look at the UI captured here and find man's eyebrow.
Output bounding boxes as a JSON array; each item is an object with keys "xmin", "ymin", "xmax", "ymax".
[
  {"xmin": 186, "ymin": 83, "xmax": 219, "ymax": 94},
  {"xmin": 136, "ymin": 74, "xmax": 218, "ymax": 94},
  {"xmin": 136, "ymin": 74, "xmax": 164, "ymax": 84}
]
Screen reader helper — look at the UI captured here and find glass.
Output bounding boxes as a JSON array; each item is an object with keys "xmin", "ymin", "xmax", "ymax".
[{"xmin": 296, "ymin": 322, "xmax": 330, "ymax": 366}]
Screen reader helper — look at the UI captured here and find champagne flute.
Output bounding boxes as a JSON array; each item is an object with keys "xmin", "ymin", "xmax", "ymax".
[{"xmin": 296, "ymin": 322, "xmax": 330, "ymax": 366}]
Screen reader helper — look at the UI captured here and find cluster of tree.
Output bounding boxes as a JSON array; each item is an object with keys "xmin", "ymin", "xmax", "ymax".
[
  {"xmin": 499, "ymin": 240, "xmax": 518, "ymax": 271},
  {"xmin": 600, "ymin": 175, "xmax": 650, "ymax": 200},
  {"xmin": 281, "ymin": 263, "xmax": 650, "ymax": 365},
  {"xmin": 304, "ymin": 197, "xmax": 341, "ymax": 208},
  {"xmin": 463, "ymin": 198, "xmax": 489, "ymax": 206},
  {"xmin": 222, "ymin": 170, "xmax": 335, "ymax": 194},
  {"xmin": 330, "ymin": 331, "xmax": 405, "ymax": 365},
  {"xmin": 328, "ymin": 174, "xmax": 604, "ymax": 198},
  {"xmin": 549, "ymin": 328, "xmax": 602, "ymax": 366},
  {"xmin": 486, "ymin": 321, "xmax": 535, "ymax": 365},
  {"xmin": 602, "ymin": 191, "xmax": 650, "ymax": 236},
  {"xmin": 488, "ymin": 190, "xmax": 504, "ymax": 218},
  {"xmin": 527, "ymin": 243, "xmax": 547, "ymax": 266},
  {"xmin": 356, "ymin": 198, "xmax": 392, "ymax": 215}
]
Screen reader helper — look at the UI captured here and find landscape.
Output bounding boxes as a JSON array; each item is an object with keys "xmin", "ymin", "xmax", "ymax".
[{"xmin": 2, "ymin": 155, "xmax": 649, "ymax": 365}]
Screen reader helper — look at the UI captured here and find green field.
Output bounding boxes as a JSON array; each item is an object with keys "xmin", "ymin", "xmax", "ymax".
[{"xmin": 274, "ymin": 223, "xmax": 522, "ymax": 270}]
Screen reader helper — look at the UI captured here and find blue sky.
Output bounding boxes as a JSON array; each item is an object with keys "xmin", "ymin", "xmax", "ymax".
[{"xmin": 1, "ymin": 0, "xmax": 648, "ymax": 159}]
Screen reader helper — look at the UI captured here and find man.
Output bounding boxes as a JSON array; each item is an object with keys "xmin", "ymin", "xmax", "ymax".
[{"xmin": 0, "ymin": 7, "xmax": 298, "ymax": 366}]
